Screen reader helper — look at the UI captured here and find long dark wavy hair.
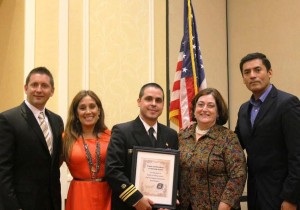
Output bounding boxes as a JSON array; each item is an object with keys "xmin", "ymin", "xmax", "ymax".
[{"xmin": 63, "ymin": 90, "xmax": 107, "ymax": 162}]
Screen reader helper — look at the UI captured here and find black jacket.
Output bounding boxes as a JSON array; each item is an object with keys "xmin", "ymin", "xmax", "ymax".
[
  {"xmin": 0, "ymin": 102, "xmax": 64, "ymax": 210},
  {"xmin": 105, "ymin": 117, "xmax": 178, "ymax": 210},
  {"xmin": 235, "ymin": 86, "xmax": 300, "ymax": 209}
]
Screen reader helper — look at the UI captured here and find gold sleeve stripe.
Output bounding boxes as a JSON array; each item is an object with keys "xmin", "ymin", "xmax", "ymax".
[
  {"xmin": 120, "ymin": 185, "xmax": 134, "ymax": 199},
  {"xmin": 123, "ymin": 188, "xmax": 137, "ymax": 201},
  {"xmin": 119, "ymin": 184, "xmax": 137, "ymax": 201}
]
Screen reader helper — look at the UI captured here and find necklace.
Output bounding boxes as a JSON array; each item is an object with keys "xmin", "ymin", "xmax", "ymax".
[
  {"xmin": 82, "ymin": 134, "xmax": 101, "ymax": 179},
  {"xmin": 195, "ymin": 126, "xmax": 209, "ymax": 135}
]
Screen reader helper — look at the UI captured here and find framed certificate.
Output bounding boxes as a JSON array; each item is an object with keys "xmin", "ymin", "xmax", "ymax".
[{"xmin": 131, "ymin": 146, "xmax": 179, "ymax": 209}]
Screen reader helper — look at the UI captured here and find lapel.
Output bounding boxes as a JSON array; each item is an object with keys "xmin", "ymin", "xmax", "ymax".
[
  {"xmin": 156, "ymin": 124, "xmax": 170, "ymax": 149},
  {"xmin": 244, "ymin": 102, "xmax": 253, "ymax": 132},
  {"xmin": 130, "ymin": 117, "xmax": 172, "ymax": 149},
  {"xmin": 252, "ymin": 86, "xmax": 277, "ymax": 131},
  {"xmin": 131, "ymin": 117, "xmax": 153, "ymax": 148},
  {"xmin": 20, "ymin": 102, "xmax": 52, "ymax": 157}
]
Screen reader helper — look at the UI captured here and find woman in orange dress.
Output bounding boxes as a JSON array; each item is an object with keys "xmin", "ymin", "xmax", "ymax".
[{"xmin": 62, "ymin": 90, "xmax": 111, "ymax": 210}]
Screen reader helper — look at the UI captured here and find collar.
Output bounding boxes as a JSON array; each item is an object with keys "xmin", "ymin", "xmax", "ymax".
[
  {"xmin": 25, "ymin": 100, "xmax": 46, "ymax": 119},
  {"xmin": 181, "ymin": 123, "xmax": 219, "ymax": 140},
  {"xmin": 139, "ymin": 115, "xmax": 158, "ymax": 133},
  {"xmin": 250, "ymin": 84, "xmax": 273, "ymax": 104}
]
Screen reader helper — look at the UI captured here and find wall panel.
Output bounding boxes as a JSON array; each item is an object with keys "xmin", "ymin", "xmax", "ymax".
[
  {"xmin": 228, "ymin": 0, "xmax": 300, "ymax": 129},
  {"xmin": 89, "ymin": 0, "xmax": 152, "ymax": 128},
  {"xmin": 0, "ymin": 0, "xmax": 24, "ymax": 111}
]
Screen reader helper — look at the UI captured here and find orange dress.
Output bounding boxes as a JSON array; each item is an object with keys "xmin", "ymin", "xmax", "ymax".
[{"xmin": 65, "ymin": 130, "xmax": 112, "ymax": 210}]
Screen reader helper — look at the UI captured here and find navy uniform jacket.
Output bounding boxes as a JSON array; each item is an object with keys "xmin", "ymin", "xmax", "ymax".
[
  {"xmin": 105, "ymin": 117, "xmax": 178, "ymax": 210},
  {"xmin": 0, "ymin": 102, "xmax": 64, "ymax": 210},
  {"xmin": 235, "ymin": 86, "xmax": 300, "ymax": 209}
]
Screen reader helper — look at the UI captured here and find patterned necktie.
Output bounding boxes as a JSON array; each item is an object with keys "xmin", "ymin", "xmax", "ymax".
[
  {"xmin": 148, "ymin": 127, "xmax": 156, "ymax": 147},
  {"xmin": 38, "ymin": 112, "xmax": 52, "ymax": 154}
]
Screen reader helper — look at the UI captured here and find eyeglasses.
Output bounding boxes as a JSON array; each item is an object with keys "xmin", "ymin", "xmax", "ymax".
[{"xmin": 196, "ymin": 102, "xmax": 216, "ymax": 109}]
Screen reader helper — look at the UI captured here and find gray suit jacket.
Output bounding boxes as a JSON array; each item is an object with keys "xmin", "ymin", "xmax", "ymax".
[{"xmin": 0, "ymin": 102, "xmax": 64, "ymax": 210}]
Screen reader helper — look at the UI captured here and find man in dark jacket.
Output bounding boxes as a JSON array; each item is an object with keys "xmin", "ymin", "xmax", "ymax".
[
  {"xmin": 0, "ymin": 67, "xmax": 64, "ymax": 210},
  {"xmin": 235, "ymin": 52, "xmax": 300, "ymax": 210},
  {"xmin": 105, "ymin": 83, "xmax": 178, "ymax": 210}
]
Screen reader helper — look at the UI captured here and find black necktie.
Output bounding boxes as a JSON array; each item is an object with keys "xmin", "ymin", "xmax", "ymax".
[{"xmin": 148, "ymin": 127, "xmax": 156, "ymax": 147}]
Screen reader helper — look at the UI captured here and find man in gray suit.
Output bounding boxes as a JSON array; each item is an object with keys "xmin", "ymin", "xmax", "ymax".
[
  {"xmin": 105, "ymin": 83, "xmax": 178, "ymax": 210},
  {"xmin": 235, "ymin": 52, "xmax": 300, "ymax": 210},
  {"xmin": 0, "ymin": 67, "xmax": 64, "ymax": 210}
]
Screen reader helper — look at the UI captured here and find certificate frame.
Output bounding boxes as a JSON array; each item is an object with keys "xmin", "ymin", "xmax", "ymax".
[{"xmin": 131, "ymin": 146, "xmax": 179, "ymax": 209}]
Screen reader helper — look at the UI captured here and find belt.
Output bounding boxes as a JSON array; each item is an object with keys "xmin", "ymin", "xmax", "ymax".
[{"xmin": 73, "ymin": 177, "xmax": 105, "ymax": 182}]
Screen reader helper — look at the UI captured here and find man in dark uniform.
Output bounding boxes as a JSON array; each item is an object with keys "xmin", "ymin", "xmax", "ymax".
[{"xmin": 105, "ymin": 83, "xmax": 178, "ymax": 210}]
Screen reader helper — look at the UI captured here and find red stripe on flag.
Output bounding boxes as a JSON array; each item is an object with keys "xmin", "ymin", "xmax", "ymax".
[{"xmin": 169, "ymin": 0, "xmax": 206, "ymax": 129}]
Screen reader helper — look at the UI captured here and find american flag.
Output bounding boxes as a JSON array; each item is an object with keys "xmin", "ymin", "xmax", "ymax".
[{"xmin": 169, "ymin": 0, "xmax": 207, "ymax": 129}]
